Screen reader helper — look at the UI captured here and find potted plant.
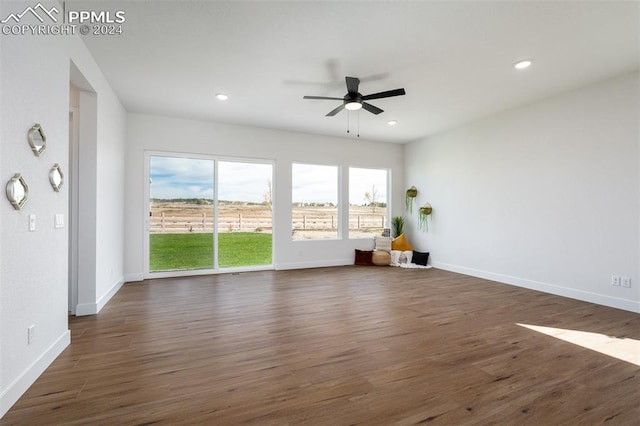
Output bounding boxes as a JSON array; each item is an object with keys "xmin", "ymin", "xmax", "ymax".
[
  {"xmin": 405, "ymin": 186, "xmax": 418, "ymax": 213},
  {"xmin": 391, "ymin": 216, "xmax": 405, "ymax": 238},
  {"xmin": 418, "ymin": 203, "xmax": 432, "ymax": 232}
]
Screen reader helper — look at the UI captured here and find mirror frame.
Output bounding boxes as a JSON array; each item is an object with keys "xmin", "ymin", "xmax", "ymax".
[
  {"xmin": 49, "ymin": 163, "xmax": 64, "ymax": 192},
  {"xmin": 6, "ymin": 173, "xmax": 29, "ymax": 210},
  {"xmin": 28, "ymin": 123, "xmax": 47, "ymax": 157}
]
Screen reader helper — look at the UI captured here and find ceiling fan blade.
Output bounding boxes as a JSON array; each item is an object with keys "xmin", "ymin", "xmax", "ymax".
[
  {"xmin": 345, "ymin": 76, "xmax": 360, "ymax": 95},
  {"xmin": 362, "ymin": 102, "xmax": 384, "ymax": 115},
  {"xmin": 326, "ymin": 104, "xmax": 346, "ymax": 116},
  {"xmin": 361, "ymin": 88, "xmax": 406, "ymax": 101},
  {"xmin": 303, "ymin": 96, "xmax": 344, "ymax": 100}
]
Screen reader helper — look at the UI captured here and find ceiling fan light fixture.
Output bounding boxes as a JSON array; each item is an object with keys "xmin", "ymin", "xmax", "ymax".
[
  {"xmin": 345, "ymin": 101, "xmax": 362, "ymax": 111},
  {"xmin": 387, "ymin": 120, "xmax": 398, "ymax": 126},
  {"xmin": 303, "ymin": 77, "xmax": 405, "ymax": 117},
  {"xmin": 514, "ymin": 60, "xmax": 532, "ymax": 70},
  {"xmin": 215, "ymin": 93, "xmax": 229, "ymax": 101}
]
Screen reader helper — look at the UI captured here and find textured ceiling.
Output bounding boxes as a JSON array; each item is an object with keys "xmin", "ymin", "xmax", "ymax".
[{"xmin": 79, "ymin": 1, "xmax": 639, "ymax": 143}]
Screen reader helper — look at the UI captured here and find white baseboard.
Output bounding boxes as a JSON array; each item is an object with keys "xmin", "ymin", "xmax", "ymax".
[
  {"xmin": 75, "ymin": 276, "xmax": 125, "ymax": 316},
  {"xmin": 433, "ymin": 261, "xmax": 640, "ymax": 314},
  {"xmin": 124, "ymin": 272, "xmax": 144, "ymax": 282},
  {"xmin": 276, "ymin": 258, "xmax": 353, "ymax": 271},
  {"xmin": 0, "ymin": 330, "xmax": 70, "ymax": 418},
  {"xmin": 97, "ymin": 276, "xmax": 125, "ymax": 313},
  {"xmin": 74, "ymin": 302, "xmax": 97, "ymax": 316}
]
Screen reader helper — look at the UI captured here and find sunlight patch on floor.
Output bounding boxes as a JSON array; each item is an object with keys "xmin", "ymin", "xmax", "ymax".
[{"xmin": 517, "ymin": 323, "xmax": 640, "ymax": 366}]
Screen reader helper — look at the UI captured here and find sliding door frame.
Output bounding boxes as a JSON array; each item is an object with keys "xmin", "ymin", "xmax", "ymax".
[{"xmin": 143, "ymin": 150, "xmax": 275, "ymax": 279}]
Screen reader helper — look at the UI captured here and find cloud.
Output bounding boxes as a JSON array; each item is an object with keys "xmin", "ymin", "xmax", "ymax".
[
  {"xmin": 349, "ymin": 167, "xmax": 387, "ymax": 205},
  {"xmin": 218, "ymin": 162, "xmax": 272, "ymax": 202},
  {"xmin": 149, "ymin": 157, "xmax": 387, "ymax": 205},
  {"xmin": 292, "ymin": 163, "xmax": 338, "ymax": 203},
  {"xmin": 150, "ymin": 156, "xmax": 272, "ymax": 202},
  {"xmin": 150, "ymin": 156, "xmax": 214, "ymax": 199}
]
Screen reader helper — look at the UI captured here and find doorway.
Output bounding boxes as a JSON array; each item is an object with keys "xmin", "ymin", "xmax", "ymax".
[
  {"xmin": 146, "ymin": 153, "xmax": 273, "ymax": 275},
  {"xmin": 148, "ymin": 155, "xmax": 215, "ymax": 271},
  {"xmin": 217, "ymin": 160, "xmax": 273, "ymax": 268}
]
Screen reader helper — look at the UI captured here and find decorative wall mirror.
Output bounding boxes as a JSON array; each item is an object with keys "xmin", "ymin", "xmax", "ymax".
[
  {"xmin": 49, "ymin": 163, "xmax": 64, "ymax": 192},
  {"xmin": 28, "ymin": 123, "xmax": 46, "ymax": 156},
  {"xmin": 6, "ymin": 173, "xmax": 29, "ymax": 210}
]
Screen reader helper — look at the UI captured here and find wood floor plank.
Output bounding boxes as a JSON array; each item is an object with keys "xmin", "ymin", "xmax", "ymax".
[{"xmin": 2, "ymin": 266, "xmax": 638, "ymax": 425}]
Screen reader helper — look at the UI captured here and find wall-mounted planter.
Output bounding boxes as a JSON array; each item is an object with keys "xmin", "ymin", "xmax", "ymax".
[
  {"xmin": 405, "ymin": 186, "xmax": 417, "ymax": 213},
  {"xmin": 418, "ymin": 203, "xmax": 432, "ymax": 232}
]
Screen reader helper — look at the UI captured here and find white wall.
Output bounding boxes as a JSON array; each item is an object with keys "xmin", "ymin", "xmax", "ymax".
[
  {"xmin": 0, "ymin": 0, "xmax": 126, "ymax": 416},
  {"xmin": 0, "ymin": 0, "xmax": 5, "ymax": 407},
  {"xmin": 125, "ymin": 114, "xmax": 405, "ymax": 279},
  {"xmin": 405, "ymin": 72, "xmax": 640, "ymax": 313}
]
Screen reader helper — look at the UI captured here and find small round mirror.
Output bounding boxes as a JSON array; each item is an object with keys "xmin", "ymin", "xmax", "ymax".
[
  {"xmin": 28, "ymin": 124, "xmax": 46, "ymax": 157},
  {"xmin": 6, "ymin": 173, "xmax": 29, "ymax": 210},
  {"xmin": 49, "ymin": 163, "xmax": 64, "ymax": 192}
]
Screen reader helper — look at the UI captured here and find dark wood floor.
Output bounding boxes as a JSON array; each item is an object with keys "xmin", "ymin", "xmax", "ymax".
[{"xmin": 2, "ymin": 267, "xmax": 639, "ymax": 425}]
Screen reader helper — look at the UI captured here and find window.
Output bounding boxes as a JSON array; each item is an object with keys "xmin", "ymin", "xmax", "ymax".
[
  {"xmin": 349, "ymin": 167, "xmax": 388, "ymax": 238},
  {"xmin": 292, "ymin": 163, "xmax": 338, "ymax": 240}
]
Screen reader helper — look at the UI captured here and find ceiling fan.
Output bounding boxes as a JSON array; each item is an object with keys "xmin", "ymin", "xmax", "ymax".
[{"xmin": 303, "ymin": 76, "xmax": 406, "ymax": 116}]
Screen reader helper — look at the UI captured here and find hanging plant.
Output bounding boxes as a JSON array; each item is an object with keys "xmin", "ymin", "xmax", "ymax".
[
  {"xmin": 418, "ymin": 203, "xmax": 433, "ymax": 232},
  {"xmin": 405, "ymin": 186, "xmax": 418, "ymax": 213},
  {"xmin": 391, "ymin": 216, "xmax": 405, "ymax": 238}
]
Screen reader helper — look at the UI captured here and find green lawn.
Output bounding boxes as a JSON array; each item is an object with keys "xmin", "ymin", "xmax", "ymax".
[{"xmin": 149, "ymin": 233, "xmax": 272, "ymax": 271}]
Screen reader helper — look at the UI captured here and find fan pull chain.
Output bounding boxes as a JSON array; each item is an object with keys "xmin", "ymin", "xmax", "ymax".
[
  {"xmin": 357, "ymin": 112, "xmax": 360, "ymax": 138},
  {"xmin": 347, "ymin": 111, "xmax": 350, "ymax": 134}
]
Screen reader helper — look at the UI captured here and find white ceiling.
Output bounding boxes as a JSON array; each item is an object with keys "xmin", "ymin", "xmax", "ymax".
[{"xmin": 80, "ymin": 1, "xmax": 639, "ymax": 143}]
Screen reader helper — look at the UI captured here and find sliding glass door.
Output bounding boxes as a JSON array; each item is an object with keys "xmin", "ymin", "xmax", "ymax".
[
  {"xmin": 217, "ymin": 161, "xmax": 273, "ymax": 268},
  {"xmin": 149, "ymin": 156, "xmax": 214, "ymax": 272},
  {"xmin": 147, "ymin": 154, "xmax": 273, "ymax": 274}
]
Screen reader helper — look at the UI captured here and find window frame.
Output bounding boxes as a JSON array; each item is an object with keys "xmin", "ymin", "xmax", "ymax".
[
  {"xmin": 291, "ymin": 162, "xmax": 341, "ymax": 241},
  {"xmin": 347, "ymin": 166, "xmax": 390, "ymax": 240}
]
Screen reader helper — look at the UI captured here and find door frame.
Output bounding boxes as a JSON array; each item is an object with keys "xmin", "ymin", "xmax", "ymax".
[
  {"xmin": 68, "ymin": 107, "xmax": 79, "ymax": 314},
  {"xmin": 143, "ymin": 151, "xmax": 275, "ymax": 279}
]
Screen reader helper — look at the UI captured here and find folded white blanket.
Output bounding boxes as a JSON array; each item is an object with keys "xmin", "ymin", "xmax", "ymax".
[
  {"xmin": 398, "ymin": 262, "xmax": 432, "ymax": 269},
  {"xmin": 390, "ymin": 250, "xmax": 431, "ymax": 268}
]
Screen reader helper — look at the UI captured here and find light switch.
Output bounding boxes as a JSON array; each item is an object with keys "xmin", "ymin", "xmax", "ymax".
[
  {"xmin": 55, "ymin": 214, "xmax": 64, "ymax": 229},
  {"xmin": 29, "ymin": 214, "xmax": 36, "ymax": 231}
]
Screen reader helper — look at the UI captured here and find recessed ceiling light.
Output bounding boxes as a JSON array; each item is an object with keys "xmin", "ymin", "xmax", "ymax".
[
  {"xmin": 514, "ymin": 60, "xmax": 532, "ymax": 70},
  {"xmin": 387, "ymin": 120, "xmax": 398, "ymax": 126},
  {"xmin": 216, "ymin": 93, "xmax": 229, "ymax": 101}
]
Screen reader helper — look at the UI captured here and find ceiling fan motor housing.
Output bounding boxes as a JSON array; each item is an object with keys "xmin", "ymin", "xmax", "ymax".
[{"xmin": 303, "ymin": 76, "xmax": 406, "ymax": 116}]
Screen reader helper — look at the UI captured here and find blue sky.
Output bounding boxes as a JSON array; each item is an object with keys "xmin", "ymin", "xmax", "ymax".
[
  {"xmin": 150, "ymin": 157, "xmax": 215, "ymax": 199},
  {"xmin": 150, "ymin": 156, "xmax": 387, "ymax": 204},
  {"xmin": 150, "ymin": 157, "xmax": 272, "ymax": 202}
]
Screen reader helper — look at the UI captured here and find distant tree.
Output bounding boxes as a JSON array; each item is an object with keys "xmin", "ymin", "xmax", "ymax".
[
  {"xmin": 364, "ymin": 185, "xmax": 379, "ymax": 214},
  {"xmin": 263, "ymin": 179, "xmax": 273, "ymax": 211}
]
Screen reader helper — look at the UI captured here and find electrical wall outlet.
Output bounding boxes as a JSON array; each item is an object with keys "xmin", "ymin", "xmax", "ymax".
[
  {"xmin": 28, "ymin": 325, "xmax": 35, "ymax": 344},
  {"xmin": 622, "ymin": 277, "xmax": 632, "ymax": 288},
  {"xmin": 29, "ymin": 214, "xmax": 36, "ymax": 232},
  {"xmin": 611, "ymin": 276, "xmax": 621, "ymax": 286}
]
